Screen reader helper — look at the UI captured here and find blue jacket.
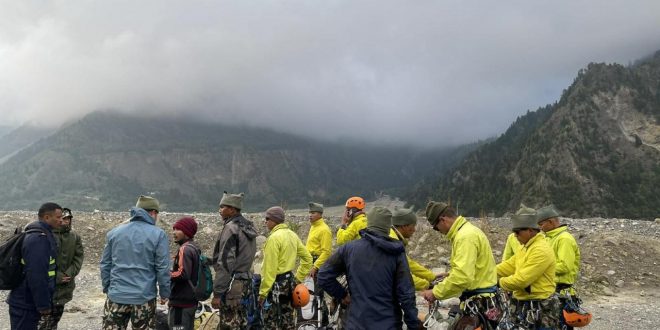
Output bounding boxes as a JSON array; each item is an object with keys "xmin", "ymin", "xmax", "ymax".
[
  {"xmin": 7, "ymin": 220, "xmax": 58, "ymax": 312},
  {"xmin": 100, "ymin": 207, "xmax": 171, "ymax": 304},
  {"xmin": 318, "ymin": 229, "xmax": 419, "ymax": 330}
]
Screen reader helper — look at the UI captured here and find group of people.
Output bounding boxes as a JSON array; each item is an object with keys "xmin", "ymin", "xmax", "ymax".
[
  {"xmin": 6, "ymin": 203, "xmax": 84, "ymax": 330},
  {"xmin": 6, "ymin": 193, "xmax": 582, "ymax": 330}
]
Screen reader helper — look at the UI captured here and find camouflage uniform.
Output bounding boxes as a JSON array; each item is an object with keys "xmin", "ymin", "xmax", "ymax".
[
  {"xmin": 101, "ymin": 298, "xmax": 156, "ymax": 330},
  {"xmin": 262, "ymin": 278, "xmax": 295, "ymax": 330},
  {"xmin": 37, "ymin": 305, "xmax": 64, "ymax": 330},
  {"xmin": 506, "ymin": 295, "xmax": 562, "ymax": 329},
  {"xmin": 217, "ymin": 279, "xmax": 251, "ymax": 330}
]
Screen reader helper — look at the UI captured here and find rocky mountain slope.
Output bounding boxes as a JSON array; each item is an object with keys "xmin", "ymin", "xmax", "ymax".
[
  {"xmin": 0, "ymin": 111, "xmax": 471, "ymax": 212},
  {"xmin": 0, "ymin": 124, "xmax": 55, "ymax": 164},
  {"xmin": 410, "ymin": 51, "xmax": 660, "ymax": 219}
]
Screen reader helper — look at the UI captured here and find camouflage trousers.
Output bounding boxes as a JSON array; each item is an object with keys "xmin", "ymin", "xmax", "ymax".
[
  {"xmin": 217, "ymin": 304, "xmax": 249, "ymax": 330},
  {"xmin": 507, "ymin": 295, "xmax": 562, "ymax": 329},
  {"xmin": 101, "ymin": 298, "xmax": 156, "ymax": 330},
  {"xmin": 37, "ymin": 304, "xmax": 65, "ymax": 330},
  {"xmin": 262, "ymin": 302, "xmax": 295, "ymax": 330},
  {"xmin": 262, "ymin": 275, "xmax": 295, "ymax": 330},
  {"xmin": 217, "ymin": 278, "xmax": 261, "ymax": 330}
]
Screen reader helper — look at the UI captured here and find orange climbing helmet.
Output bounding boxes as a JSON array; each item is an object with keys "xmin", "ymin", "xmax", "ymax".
[
  {"xmin": 291, "ymin": 283, "xmax": 310, "ymax": 307},
  {"xmin": 563, "ymin": 309, "xmax": 592, "ymax": 327},
  {"xmin": 345, "ymin": 196, "xmax": 365, "ymax": 210},
  {"xmin": 562, "ymin": 299, "xmax": 592, "ymax": 328}
]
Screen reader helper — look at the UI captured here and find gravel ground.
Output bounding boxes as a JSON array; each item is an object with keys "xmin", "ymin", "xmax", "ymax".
[
  {"xmin": 1, "ymin": 208, "xmax": 659, "ymax": 329},
  {"xmin": 1, "ymin": 274, "xmax": 658, "ymax": 329}
]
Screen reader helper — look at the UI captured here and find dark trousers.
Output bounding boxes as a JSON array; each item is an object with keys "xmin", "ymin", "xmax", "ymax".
[
  {"xmin": 9, "ymin": 305, "xmax": 41, "ymax": 330},
  {"xmin": 168, "ymin": 306, "xmax": 196, "ymax": 330}
]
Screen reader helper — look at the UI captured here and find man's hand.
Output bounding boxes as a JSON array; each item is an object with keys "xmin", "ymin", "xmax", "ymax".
[
  {"xmin": 341, "ymin": 293, "xmax": 351, "ymax": 306},
  {"xmin": 341, "ymin": 210, "xmax": 351, "ymax": 225},
  {"xmin": 211, "ymin": 296, "xmax": 222, "ymax": 309},
  {"xmin": 61, "ymin": 275, "xmax": 72, "ymax": 283},
  {"xmin": 309, "ymin": 267, "xmax": 319, "ymax": 279},
  {"xmin": 159, "ymin": 298, "xmax": 168, "ymax": 305},
  {"xmin": 421, "ymin": 289, "xmax": 436, "ymax": 303}
]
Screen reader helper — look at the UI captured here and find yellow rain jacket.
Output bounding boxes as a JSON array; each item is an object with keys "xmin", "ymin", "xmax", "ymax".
[
  {"xmin": 336, "ymin": 213, "xmax": 367, "ymax": 246},
  {"xmin": 497, "ymin": 233, "xmax": 556, "ymax": 300},
  {"xmin": 306, "ymin": 218, "xmax": 333, "ymax": 270},
  {"xmin": 432, "ymin": 216, "xmax": 497, "ymax": 300},
  {"xmin": 259, "ymin": 223, "xmax": 313, "ymax": 299},
  {"xmin": 501, "ymin": 232, "xmax": 521, "ymax": 262},
  {"xmin": 390, "ymin": 227, "xmax": 435, "ymax": 291},
  {"xmin": 545, "ymin": 225, "xmax": 580, "ymax": 287}
]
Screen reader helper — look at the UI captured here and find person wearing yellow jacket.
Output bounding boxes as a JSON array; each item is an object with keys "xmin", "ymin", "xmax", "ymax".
[
  {"xmin": 421, "ymin": 201, "xmax": 499, "ymax": 329},
  {"xmin": 501, "ymin": 204, "xmax": 533, "ymax": 262},
  {"xmin": 389, "ymin": 206, "xmax": 438, "ymax": 291},
  {"xmin": 336, "ymin": 196, "xmax": 367, "ymax": 245},
  {"xmin": 502, "ymin": 232, "xmax": 522, "ymax": 262},
  {"xmin": 496, "ymin": 205, "xmax": 561, "ymax": 329},
  {"xmin": 306, "ymin": 202, "xmax": 333, "ymax": 279},
  {"xmin": 537, "ymin": 205, "xmax": 580, "ymax": 296},
  {"xmin": 259, "ymin": 206, "xmax": 313, "ymax": 329}
]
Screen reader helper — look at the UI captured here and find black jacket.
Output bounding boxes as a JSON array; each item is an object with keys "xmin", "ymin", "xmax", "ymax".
[
  {"xmin": 7, "ymin": 221, "xmax": 58, "ymax": 312},
  {"xmin": 170, "ymin": 239, "xmax": 200, "ymax": 307},
  {"xmin": 318, "ymin": 229, "xmax": 420, "ymax": 330}
]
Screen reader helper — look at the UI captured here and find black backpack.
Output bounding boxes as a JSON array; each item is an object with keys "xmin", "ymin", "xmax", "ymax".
[{"xmin": 0, "ymin": 226, "xmax": 45, "ymax": 290}]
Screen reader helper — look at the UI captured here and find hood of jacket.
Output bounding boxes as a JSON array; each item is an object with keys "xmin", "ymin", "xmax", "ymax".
[
  {"xmin": 129, "ymin": 207, "xmax": 156, "ymax": 225},
  {"xmin": 362, "ymin": 229, "xmax": 405, "ymax": 255},
  {"xmin": 53, "ymin": 218, "xmax": 73, "ymax": 234},
  {"xmin": 26, "ymin": 220, "xmax": 53, "ymax": 232},
  {"xmin": 229, "ymin": 214, "xmax": 258, "ymax": 239}
]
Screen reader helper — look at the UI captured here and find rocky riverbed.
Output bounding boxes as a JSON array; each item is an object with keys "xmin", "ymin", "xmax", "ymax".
[{"xmin": 0, "ymin": 209, "xmax": 658, "ymax": 329}]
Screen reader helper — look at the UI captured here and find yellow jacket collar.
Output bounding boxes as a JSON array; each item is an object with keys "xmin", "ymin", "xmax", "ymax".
[
  {"xmin": 544, "ymin": 225, "xmax": 567, "ymax": 238},
  {"xmin": 311, "ymin": 218, "xmax": 326, "ymax": 227},
  {"xmin": 270, "ymin": 223, "xmax": 289, "ymax": 235},
  {"xmin": 446, "ymin": 215, "xmax": 467, "ymax": 241},
  {"xmin": 524, "ymin": 231, "xmax": 545, "ymax": 248}
]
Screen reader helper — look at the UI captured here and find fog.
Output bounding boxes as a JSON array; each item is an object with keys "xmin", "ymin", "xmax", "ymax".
[{"xmin": 1, "ymin": 1, "xmax": 659, "ymax": 146}]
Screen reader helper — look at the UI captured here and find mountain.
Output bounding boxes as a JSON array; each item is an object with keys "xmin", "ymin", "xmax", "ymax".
[
  {"xmin": 0, "ymin": 124, "xmax": 56, "ymax": 163},
  {"xmin": 409, "ymin": 51, "xmax": 660, "ymax": 219},
  {"xmin": 0, "ymin": 111, "xmax": 468, "ymax": 212}
]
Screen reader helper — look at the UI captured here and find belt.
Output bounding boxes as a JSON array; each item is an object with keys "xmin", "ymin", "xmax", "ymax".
[
  {"xmin": 459, "ymin": 285, "xmax": 497, "ymax": 301},
  {"xmin": 275, "ymin": 272, "xmax": 293, "ymax": 282},
  {"xmin": 555, "ymin": 283, "xmax": 572, "ymax": 292},
  {"xmin": 232, "ymin": 272, "xmax": 253, "ymax": 281}
]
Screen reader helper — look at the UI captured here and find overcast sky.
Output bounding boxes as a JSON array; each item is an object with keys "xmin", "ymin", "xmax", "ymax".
[{"xmin": 1, "ymin": 1, "xmax": 659, "ymax": 147}]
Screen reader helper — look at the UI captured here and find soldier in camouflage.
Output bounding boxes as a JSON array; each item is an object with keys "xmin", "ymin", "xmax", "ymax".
[
  {"xmin": 100, "ymin": 196, "xmax": 171, "ymax": 330},
  {"xmin": 211, "ymin": 192, "xmax": 258, "ymax": 330}
]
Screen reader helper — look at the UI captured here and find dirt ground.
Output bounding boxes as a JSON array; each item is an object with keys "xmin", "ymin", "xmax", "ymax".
[{"xmin": 0, "ymin": 207, "xmax": 659, "ymax": 329}]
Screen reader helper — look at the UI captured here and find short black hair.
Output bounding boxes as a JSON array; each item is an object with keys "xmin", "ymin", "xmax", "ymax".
[{"xmin": 38, "ymin": 202, "xmax": 63, "ymax": 218}]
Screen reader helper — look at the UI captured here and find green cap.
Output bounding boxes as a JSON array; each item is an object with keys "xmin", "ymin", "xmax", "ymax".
[
  {"xmin": 511, "ymin": 204, "xmax": 538, "ymax": 230},
  {"xmin": 136, "ymin": 195, "xmax": 160, "ymax": 212},
  {"xmin": 308, "ymin": 202, "xmax": 324, "ymax": 213},
  {"xmin": 367, "ymin": 206, "xmax": 392, "ymax": 236},
  {"xmin": 536, "ymin": 205, "xmax": 560, "ymax": 223},
  {"xmin": 219, "ymin": 191, "xmax": 244, "ymax": 210},
  {"xmin": 392, "ymin": 206, "xmax": 417, "ymax": 226},
  {"xmin": 425, "ymin": 201, "xmax": 448, "ymax": 227}
]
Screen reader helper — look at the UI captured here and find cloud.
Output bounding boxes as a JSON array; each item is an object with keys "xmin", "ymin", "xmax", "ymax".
[{"xmin": 1, "ymin": 0, "xmax": 659, "ymax": 146}]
